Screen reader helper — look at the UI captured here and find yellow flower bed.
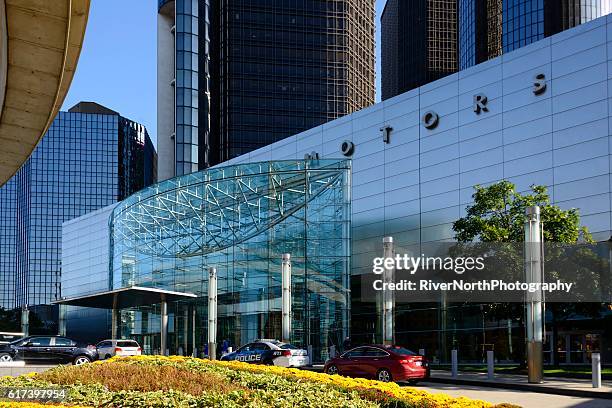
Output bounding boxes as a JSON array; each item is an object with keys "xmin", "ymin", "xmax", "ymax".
[
  {"xmin": 214, "ymin": 359, "xmax": 492, "ymax": 408},
  {"xmin": 115, "ymin": 355, "xmax": 501, "ymax": 408}
]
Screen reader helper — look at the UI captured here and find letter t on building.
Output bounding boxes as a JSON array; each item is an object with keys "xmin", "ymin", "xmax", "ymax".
[{"xmin": 380, "ymin": 125, "xmax": 393, "ymax": 144}]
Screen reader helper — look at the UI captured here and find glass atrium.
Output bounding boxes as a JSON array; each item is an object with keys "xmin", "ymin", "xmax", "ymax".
[{"xmin": 109, "ymin": 159, "xmax": 351, "ymax": 362}]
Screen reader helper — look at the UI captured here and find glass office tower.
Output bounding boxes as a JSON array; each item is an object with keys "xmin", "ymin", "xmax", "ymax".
[
  {"xmin": 157, "ymin": 0, "xmax": 375, "ymax": 180},
  {"xmin": 381, "ymin": 0, "xmax": 457, "ymax": 100},
  {"xmin": 0, "ymin": 102, "xmax": 157, "ymax": 311},
  {"xmin": 381, "ymin": 0, "xmax": 611, "ymax": 95},
  {"xmin": 459, "ymin": 0, "xmax": 611, "ymax": 70}
]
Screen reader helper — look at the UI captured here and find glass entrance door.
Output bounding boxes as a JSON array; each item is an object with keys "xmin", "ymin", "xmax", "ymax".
[{"xmin": 545, "ymin": 331, "xmax": 601, "ymax": 365}]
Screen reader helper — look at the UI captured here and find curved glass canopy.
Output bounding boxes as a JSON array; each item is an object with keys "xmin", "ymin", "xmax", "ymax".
[{"xmin": 111, "ymin": 160, "xmax": 349, "ymax": 258}]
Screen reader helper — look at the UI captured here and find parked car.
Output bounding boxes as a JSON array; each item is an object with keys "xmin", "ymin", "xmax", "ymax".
[
  {"xmin": 0, "ymin": 336, "xmax": 97, "ymax": 365},
  {"xmin": 323, "ymin": 345, "xmax": 429, "ymax": 383},
  {"xmin": 96, "ymin": 339, "xmax": 142, "ymax": 359},
  {"xmin": 220, "ymin": 339, "xmax": 309, "ymax": 367}
]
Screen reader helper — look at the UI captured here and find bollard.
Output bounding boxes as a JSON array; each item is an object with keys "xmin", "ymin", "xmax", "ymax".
[
  {"xmin": 419, "ymin": 348, "xmax": 425, "ymax": 356},
  {"xmin": 451, "ymin": 349, "xmax": 458, "ymax": 378},
  {"xmin": 592, "ymin": 353, "xmax": 601, "ymax": 388},
  {"xmin": 487, "ymin": 350, "xmax": 494, "ymax": 380},
  {"xmin": 307, "ymin": 345, "xmax": 313, "ymax": 365}
]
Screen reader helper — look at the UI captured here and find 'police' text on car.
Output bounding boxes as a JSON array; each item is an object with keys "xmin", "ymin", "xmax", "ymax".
[{"xmin": 220, "ymin": 339, "xmax": 309, "ymax": 367}]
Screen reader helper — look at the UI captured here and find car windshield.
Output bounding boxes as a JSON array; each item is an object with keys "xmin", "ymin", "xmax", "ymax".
[
  {"xmin": 387, "ymin": 346, "xmax": 417, "ymax": 356},
  {"xmin": 278, "ymin": 343, "xmax": 298, "ymax": 350},
  {"xmin": 9, "ymin": 337, "xmax": 26, "ymax": 345}
]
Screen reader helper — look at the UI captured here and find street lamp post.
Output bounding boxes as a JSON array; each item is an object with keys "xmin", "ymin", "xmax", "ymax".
[{"xmin": 525, "ymin": 205, "xmax": 544, "ymax": 383}]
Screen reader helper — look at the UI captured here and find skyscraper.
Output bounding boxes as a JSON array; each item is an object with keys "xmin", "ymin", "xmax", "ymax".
[
  {"xmin": 157, "ymin": 0, "xmax": 375, "ymax": 180},
  {"xmin": 458, "ymin": 0, "xmax": 612, "ymax": 70},
  {"xmin": 381, "ymin": 0, "xmax": 457, "ymax": 100},
  {"xmin": 0, "ymin": 102, "xmax": 156, "ymax": 310},
  {"xmin": 381, "ymin": 0, "xmax": 611, "ymax": 98}
]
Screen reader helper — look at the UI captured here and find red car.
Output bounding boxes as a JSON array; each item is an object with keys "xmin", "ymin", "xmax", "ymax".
[{"xmin": 324, "ymin": 345, "xmax": 429, "ymax": 383}]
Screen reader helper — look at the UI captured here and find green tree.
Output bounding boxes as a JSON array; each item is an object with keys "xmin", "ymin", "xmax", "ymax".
[
  {"xmin": 452, "ymin": 181, "xmax": 604, "ymax": 367},
  {"xmin": 453, "ymin": 180, "xmax": 591, "ymax": 243}
]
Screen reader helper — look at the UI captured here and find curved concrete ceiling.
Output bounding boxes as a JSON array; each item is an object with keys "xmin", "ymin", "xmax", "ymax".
[{"xmin": 0, "ymin": 0, "xmax": 91, "ymax": 186}]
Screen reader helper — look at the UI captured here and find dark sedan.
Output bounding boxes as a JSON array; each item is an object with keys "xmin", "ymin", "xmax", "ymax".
[
  {"xmin": 0, "ymin": 336, "xmax": 97, "ymax": 365},
  {"xmin": 324, "ymin": 345, "xmax": 429, "ymax": 383}
]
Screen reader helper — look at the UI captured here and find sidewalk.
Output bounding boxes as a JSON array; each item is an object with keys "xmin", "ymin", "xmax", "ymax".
[
  {"xmin": 428, "ymin": 369, "xmax": 612, "ymax": 399},
  {"xmin": 0, "ymin": 363, "xmax": 55, "ymax": 377},
  {"xmin": 306, "ymin": 365, "xmax": 611, "ymax": 399}
]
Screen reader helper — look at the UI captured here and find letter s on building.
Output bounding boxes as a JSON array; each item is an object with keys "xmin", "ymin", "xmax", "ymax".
[{"xmin": 533, "ymin": 73, "xmax": 546, "ymax": 95}]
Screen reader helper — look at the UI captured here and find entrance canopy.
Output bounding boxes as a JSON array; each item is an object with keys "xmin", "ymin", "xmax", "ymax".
[{"xmin": 53, "ymin": 286, "xmax": 197, "ymax": 309}]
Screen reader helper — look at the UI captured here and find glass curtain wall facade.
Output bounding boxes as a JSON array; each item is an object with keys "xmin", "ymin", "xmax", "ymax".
[
  {"xmin": 459, "ymin": 0, "xmax": 611, "ymax": 70},
  {"xmin": 175, "ymin": 0, "xmax": 201, "ymax": 176},
  {"xmin": 109, "ymin": 159, "xmax": 351, "ymax": 362},
  {"xmin": 0, "ymin": 105, "xmax": 157, "ymax": 310},
  {"xmin": 217, "ymin": 0, "xmax": 375, "ymax": 162},
  {"xmin": 0, "ymin": 179, "xmax": 17, "ymax": 308},
  {"xmin": 157, "ymin": 0, "xmax": 374, "ymax": 179},
  {"xmin": 381, "ymin": 0, "xmax": 457, "ymax": 99}
]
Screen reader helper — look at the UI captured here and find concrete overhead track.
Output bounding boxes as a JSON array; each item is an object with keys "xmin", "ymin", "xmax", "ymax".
[{"xmin": 0, "ymin": 0, "xmax": 91, "ymax": 186}]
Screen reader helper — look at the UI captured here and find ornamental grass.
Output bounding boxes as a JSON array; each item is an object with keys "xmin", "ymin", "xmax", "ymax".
[{"xmin": 0, "ymin": 355, "xmax": 520, "ymax": 408}]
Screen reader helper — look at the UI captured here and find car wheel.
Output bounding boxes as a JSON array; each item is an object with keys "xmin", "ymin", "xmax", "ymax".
[
  {"xmin": 326, "ymin": 364, "xmax": 339, "ymax": 375},
  {"xmin": 0, "ymin": 353, "xmax": 13, "ymax": 363},
  {"xmin": 104, "ymin": 354, "xmax": 111, "ymax": 360},
  {"xmin": 377, "ymin": 368, "xmax": 392, "ymax": 382},
  {"xmin": 73, "ymin": 355, "xmax": 91, "ymax": 365},
  {"xmin": 263, "ymin": 359, "xmax": 274, "ymax": 366}
]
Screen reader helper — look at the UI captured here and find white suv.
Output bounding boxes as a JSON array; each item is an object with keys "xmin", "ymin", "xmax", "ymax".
[{"xmin": 96, "ymin": 339, "xmax": 142, "ymax": 360}]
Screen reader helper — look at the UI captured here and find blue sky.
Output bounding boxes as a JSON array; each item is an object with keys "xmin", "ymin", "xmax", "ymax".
[{"xmin": 63, "ymin": 1, "xmax": 386, "ymax": 146}]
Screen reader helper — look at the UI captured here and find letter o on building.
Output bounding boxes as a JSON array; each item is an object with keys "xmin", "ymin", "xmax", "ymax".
[
  {"xmin": 341, "ymin": 140, "xmax": 355, "ymax": 156},
  {"xmin": 422, "ymin": 111, "xmax": 439, "ymax": 129}
]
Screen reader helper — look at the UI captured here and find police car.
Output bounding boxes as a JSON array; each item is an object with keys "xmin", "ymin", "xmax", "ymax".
[{"xmin": 220, "ymin": 339, "xmax": 309, "ymax": 367}]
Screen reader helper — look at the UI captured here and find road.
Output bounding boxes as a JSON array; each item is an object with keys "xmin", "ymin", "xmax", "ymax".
[{"xmin": 416, "ymin": 381, "xmax": 612, "ymax": 408}]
